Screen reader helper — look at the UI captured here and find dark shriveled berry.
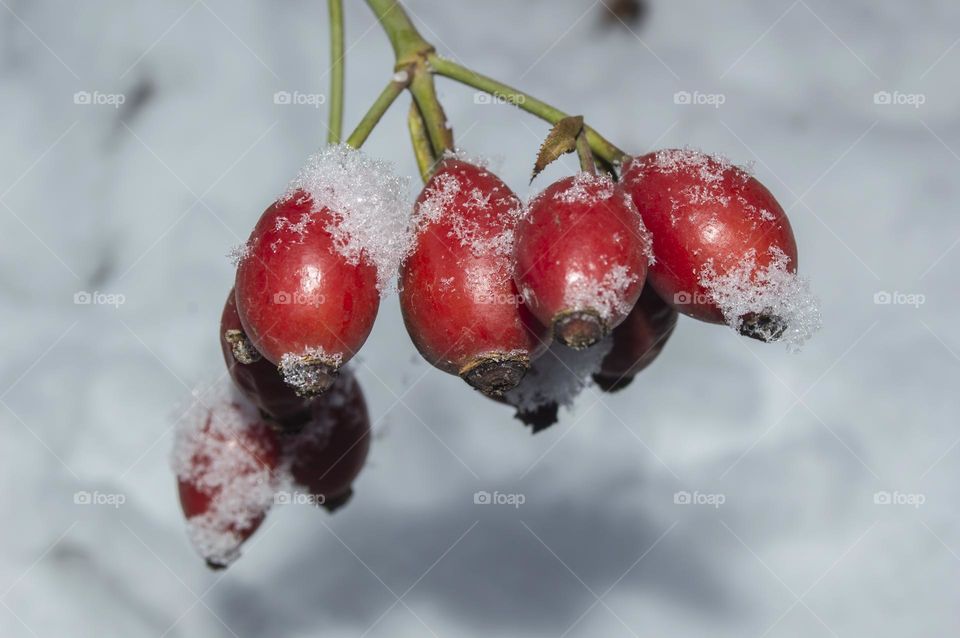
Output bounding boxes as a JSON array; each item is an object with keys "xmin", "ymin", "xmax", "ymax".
[
  {"xmin": 593, "ymin": 286, "xmax": 678, "ymax": 392},
  {"xmin": 284, "ymin": 371, "xmax": 370, "ymax": 511}
]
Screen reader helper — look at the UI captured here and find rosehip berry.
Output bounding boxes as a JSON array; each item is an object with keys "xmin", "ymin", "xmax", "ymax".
[
  {"xmin": 593, "ymin": 286, "xmax": 677, "ymax": 392},
  {"xmin": 621, "ymin": 149, "xmax": 800, "ymax": 341},
  {"xmin": 220, "ymin": 289, "xmax": 313, "ymax": 427},
  {"xmin": 513, "ymin": 172, "xmax": 651, "ymax": 350},
  {"xmin": 174, "ymin": 392, "xmax": 280, "ymax": 569},
  {"xmin": 234, "ymin": 191, "xmax": 380, "ymax": 395},
  {"xmin": 399, "ymin": 159, "xmax": 548, "ymax": 395},
  {"xmin": 284, "ymin": 371, "xmax": 370, "ymax": 512}
]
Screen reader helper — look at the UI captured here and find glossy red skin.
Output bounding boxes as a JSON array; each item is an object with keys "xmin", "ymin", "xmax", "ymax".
[
  {"xmin": 621, "ymin": 151, "xmax": 797, "ymax": 323},
  {"xmin": 286, "ymin": 372, "xmax": 370, "ymax": 501},
  {"xmin": 595, "ymin": 285, "xmax": 677, "ymax": 388},
  {"xmin": 177, "ymin": 409, "xmax": 280, "ymax": 565},
  {"xmin": 235, "ymin": 192, "xmax": 380, "ymax": 366},
  {"xmin": 513, "ymin": 175, "xmax": 649, "ymax": 331},
  {"xmin": 220, "ymin": 289, "xmax": 313, "ymax": 426},
  {"xmin": 399, "ymin": 160, "xmax": 548, "ymax": 375}
]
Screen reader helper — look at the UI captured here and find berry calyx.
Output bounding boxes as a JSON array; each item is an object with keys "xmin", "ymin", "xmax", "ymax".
[
  {"xmin": 622, "ymin": 149, "xmax": 820, "ymax": 347},
  {"xmin": 283, "ymin": 371, "xmax": 370, "ymax": 512},
  {"xmin": 234, "ymin": 191, "xmax": 380, "ymax": 396},
  {"xmin": 173, "ymin": 390, "xmax": 280, "ymax": 569},
  {"xmin": 513, "ymin": 172, "xmax": 651, "ymax": 350},
  {"xmin": 220, "ymin": 289, "xmax": 314, "ymax": 427},
  {"xmin": 399, "ymin": 158, "xmax": 549, "ymax": 396},
  {"xmin": 593, "ymin": 286, "xmax": 677, "ymax": 392}
]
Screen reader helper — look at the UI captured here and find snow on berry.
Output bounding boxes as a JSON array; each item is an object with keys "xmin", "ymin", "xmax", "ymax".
[
  {"xmin": 551, "ymin": 171, "xmax": 616, "ymax": 206},
  {"xmin": 562, "ymin": 264, "xmax": 640, "ymax": 325},
  {"xmin": 172, "ymin": 380, "xmax": 279, "ymax": 568},
  {"xmin": 699, "ymin": 246, "xmax": 822, "ymax": 351},
  {"xmin": 282, "ymin": 143, "xmax": 412, "ymax": 294},
  {"xmin": 412, "ymin": 156, "xmax": 522, "ymax": 259},
  {"xmin": 622, "ymin": 148, "xmax": 815, "ymax": 347}
]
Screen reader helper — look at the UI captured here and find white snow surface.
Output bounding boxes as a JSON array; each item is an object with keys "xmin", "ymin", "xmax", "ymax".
[{"xmin": 2, "ymin": 1, "xmax": 959, "ymax": 637}]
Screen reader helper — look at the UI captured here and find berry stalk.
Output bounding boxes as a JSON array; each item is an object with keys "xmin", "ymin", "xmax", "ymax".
[
  {"xmin": 575, "ymin": 128, "xmax": 597, "ymax": 173},
  {"xmin": 427, "ymin": 54, "xmax": 628, "ymax": 166},
  {"xmin": 363, "ymin": 0, "xmax": 452, "ymax": 156},
  {"xmin": 407, "ymin": 101, "xmax": 436, "ymax": 182},
  {"xmin": 326, "ymin": 0, "xmax": 345, "ymax": 144},
  {"xmin": 344, "ymin": 68, "xmax": 413, "ymax": 148}
]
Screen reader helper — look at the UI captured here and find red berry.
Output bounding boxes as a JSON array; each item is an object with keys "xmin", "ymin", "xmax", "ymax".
[
  {"xmin": 513, "ymin": 172, "xmax": 651, "ymax": 350},
  {"xmin": 283, "ymin": 371, "xmax": 370, "ymax": 512},
  {"xmin": 174, "ymin": 393, "xmax": 280, "ymax": 569},
  {"xmin": 220, "ymin": 289, "xmax": 313, "ymax": 427},
  {"xmin": 234, "ymin": 191, "xmax": 380, "ymax": 395},
  {"xmin": 399, "ymin": 159, "xmax": 548, "ymax": 395},
  {"xmin": 593, "ymin": 286, "xmax": 677, "ymax": 392},
  {"xmin": 621, "ymin": 149, "xmax": 800, "ymax": 341}
]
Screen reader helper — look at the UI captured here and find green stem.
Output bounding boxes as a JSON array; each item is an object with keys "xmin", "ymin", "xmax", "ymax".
[
  {"xmin": 408, "ymin": 59, "xmax": 454, "ymax": 155},
  {"xmin": 407, "ymin": 101, "xmax": 436, "ymax": 182},
  {"xmin": 326, "ymin": 0, "xmax": 345, "ymax": 144},
  {"xmin": 363, "ymin": 0, "xmax": 452, "ymax": 155},
  {"xmin": 364, "ymin": 0, "xmax": 434, "ymax": 64},
  {"xmin": 345, "ymin": 70, "xmax": 412, "ymax": 148},
  {"xmin": 428, "ymin": 54, "xmax": 628, "ymax": 165}
]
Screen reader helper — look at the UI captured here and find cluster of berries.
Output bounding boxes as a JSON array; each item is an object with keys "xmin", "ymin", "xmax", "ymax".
[
  {"xmin": 173, "ymin": 143, "xmax": 819, "ymax": 567},
  {"xmin": 172, "ymin": 290, "xmax": 371, "ymax": 568}
]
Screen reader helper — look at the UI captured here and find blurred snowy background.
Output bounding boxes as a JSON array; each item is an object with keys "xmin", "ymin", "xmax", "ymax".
[{"xmin": 1, "ymin": 0, "xmax": 958, "ymax": 635}]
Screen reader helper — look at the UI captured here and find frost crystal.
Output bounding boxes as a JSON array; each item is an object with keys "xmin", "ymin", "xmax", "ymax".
[
  {"xmin": 563, "ymin": 264, "xmax": 640, "ymax": 322},
  {"xmin": 699, "ymin": 246, "xmax": 822, "ymax": 351},
  {"xmin": 279, "ymin": 348, "xmax": 343, "ymax": 392},
  {"xmin": 227, "ymin": 242, "xmax": 251, "ymax": 266},
  {"xmin": 552, "ymin": 171, "xmax": 616, "ymax": 206},
  {"xmin": 283, "ymin": 144, "xmax": 412, "ymax": 294},
  {"xmin": 413, "ymin": 160, "xmax": 522, "ymax": 259},
  {"xmin": 171, "ymin": 380, "xmax": 276, "ymax": 567},
  {"xmin": 651, "ymin": 147, "xmax": 743, "ymax": 184},
  {"xmin": 504, "ymin": 339, "xmax": 612, "ymax": 413}
]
